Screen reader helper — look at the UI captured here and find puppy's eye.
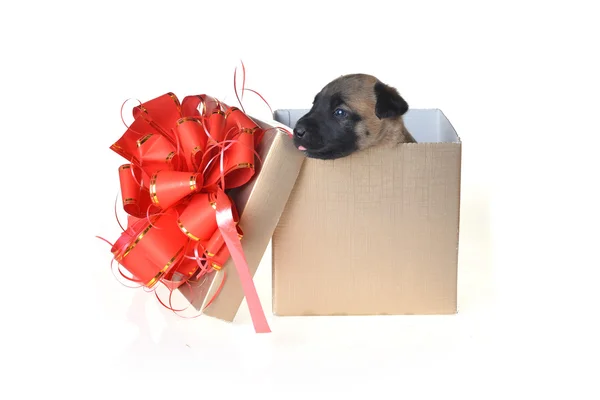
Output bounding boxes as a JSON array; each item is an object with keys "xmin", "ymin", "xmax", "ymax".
[{"xmin": 333, "ymin": 108, "xmax": 347, "ymax": 118}]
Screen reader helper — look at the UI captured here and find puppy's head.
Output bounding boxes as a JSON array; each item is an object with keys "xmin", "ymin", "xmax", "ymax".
[{"xmin": 293, "ymin": 74, "xmax": 414, "ymax": 160}]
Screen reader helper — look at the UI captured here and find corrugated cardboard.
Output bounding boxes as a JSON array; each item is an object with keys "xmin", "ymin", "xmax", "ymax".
[
  {"xmin": 178, "ymin": 118, "xmax": 305, "ymax": 321},
  {"xmin": 272, "ymin": 109, "xmax": 461, "ymax": 316}
]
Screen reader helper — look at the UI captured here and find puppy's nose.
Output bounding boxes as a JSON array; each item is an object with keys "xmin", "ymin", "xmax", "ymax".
[{"xmin": 294, "ymin": 126, "xmax": 306, "ymax": 138}]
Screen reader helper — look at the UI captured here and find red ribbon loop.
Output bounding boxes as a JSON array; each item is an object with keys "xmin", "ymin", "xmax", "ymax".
[{"xmin": 109, "ymin": 92, "xmax": 271, "ymax": 333}]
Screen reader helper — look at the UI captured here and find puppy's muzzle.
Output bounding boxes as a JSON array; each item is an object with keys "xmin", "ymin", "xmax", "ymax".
[
  {"xmin": 293, "ymin": 118, "xmax": 316, "ymax": 139},
  {"xmin": 293, "ymin": 125, "xmax": 306, "ymax": 138}
]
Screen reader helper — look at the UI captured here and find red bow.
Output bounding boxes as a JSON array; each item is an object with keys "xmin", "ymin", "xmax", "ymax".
[{"xmin": 109, "ymin": 93, "xmax": 270, "ymax": 333}]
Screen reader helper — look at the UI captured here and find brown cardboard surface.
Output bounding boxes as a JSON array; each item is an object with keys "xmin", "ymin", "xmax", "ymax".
[
  {"xmin": 179, "ymin": 119, "xmax": 305, "ymax": 321},
  {"xmin": 272, "ymin": 132, "xmax": 461, "ymax": 316}
]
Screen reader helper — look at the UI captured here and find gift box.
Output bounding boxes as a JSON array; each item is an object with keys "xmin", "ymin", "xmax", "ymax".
[
  {"xmin": 177, "ymin": 116, "xmax": 305, "ymax": 322},
  {"xmin": 271, "ymin": 108, "xmax": 461, "ymax": 316},
  {"xmin": 107, "ymin": 93, "xmax": 304, "ymax": 332}
]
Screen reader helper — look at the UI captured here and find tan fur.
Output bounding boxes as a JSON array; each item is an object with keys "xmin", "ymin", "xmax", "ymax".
[{"xmin": 322, "ymin": 74, "xmax": 415, "ymax": 151}]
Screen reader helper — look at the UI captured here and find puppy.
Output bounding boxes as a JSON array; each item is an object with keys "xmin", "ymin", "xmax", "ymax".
[{"xmin": 293, "ymin": 73, "xmax": 415, "ymax": 160}]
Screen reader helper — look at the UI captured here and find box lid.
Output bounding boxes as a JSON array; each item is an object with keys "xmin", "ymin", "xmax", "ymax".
[{"xmin": 175, "ymin": 117, "xmax": 305, "ymax": 325}]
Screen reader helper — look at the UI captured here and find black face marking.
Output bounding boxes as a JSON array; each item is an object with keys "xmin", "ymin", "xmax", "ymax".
[
  {"xmin": 349, "ymin": 112, "xmax": 362, "ymax": 124},
  {"xmin": 329, "ymin": 93, "xmax": 345, "ymax": 110},
  {"xmin": 293, "ymin": 90, "xmax": 361, "ymax": 160}
]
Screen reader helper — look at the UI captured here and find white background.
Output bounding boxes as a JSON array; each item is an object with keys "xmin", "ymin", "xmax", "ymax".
[{"xmin": 1, "ymin": 0, "xmax": 599, "ymax": 398}]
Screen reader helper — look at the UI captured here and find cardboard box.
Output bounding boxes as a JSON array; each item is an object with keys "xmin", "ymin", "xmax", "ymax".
[
  {"xmin": 272, "ymin": 109, "xmax": 461, "ymax": 316},
  {"xmin": 177, "ymin": 118, "xmax": 305, "ymax": 321}
]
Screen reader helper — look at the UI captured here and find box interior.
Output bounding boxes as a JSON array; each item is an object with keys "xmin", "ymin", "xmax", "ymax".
[{"xmin": 273, "ymin": 109, "xmax": 460, "ymax": 144}]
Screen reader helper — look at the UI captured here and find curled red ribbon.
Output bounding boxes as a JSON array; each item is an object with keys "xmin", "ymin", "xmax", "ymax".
[{"xmin": 109, "ymin": 93, "xmax": 270, "ymax": 333}]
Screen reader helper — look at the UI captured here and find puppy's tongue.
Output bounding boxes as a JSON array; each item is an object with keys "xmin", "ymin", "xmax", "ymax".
[{"xmin": 298, "ymin": 146, "xmax": 307, "ymax": 151}]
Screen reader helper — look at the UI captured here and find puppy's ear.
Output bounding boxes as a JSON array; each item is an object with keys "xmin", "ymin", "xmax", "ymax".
[{"xmin": 374, "ymin": 81, "xmax": 409, "ymax": 119}]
